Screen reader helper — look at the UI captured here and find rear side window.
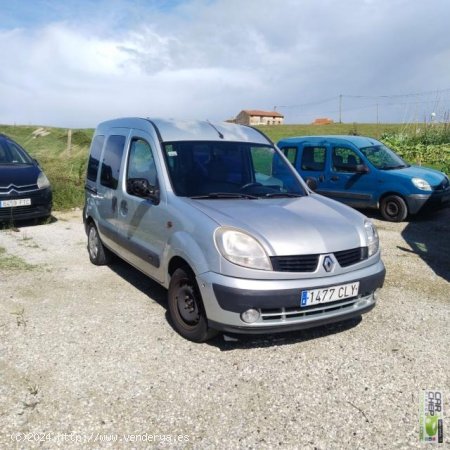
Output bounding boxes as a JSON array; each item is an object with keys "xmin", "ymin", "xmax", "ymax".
[
  {"xmin": 100, "ymin": 135, "xmax": 126, "ymax": 190},
  {"xmin": 281, "ymin": 147, "xmax": 297, "ymax": 164},
  {"xmin": 86, "ymin": 135, "xmax": 105, "ymax": 181},
  {"xmin": 301, "ymin": 146, "xmax": 326, "ymax": 171}
]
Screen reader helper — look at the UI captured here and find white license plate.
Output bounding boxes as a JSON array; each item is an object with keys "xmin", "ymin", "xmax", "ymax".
[
  {"xmin": 0, "ymin": 198, "xmax": 31, "ymax": 208},
  {"xmin": 300, "ymin": 281, "xmax": 359, "ymax": 307}
]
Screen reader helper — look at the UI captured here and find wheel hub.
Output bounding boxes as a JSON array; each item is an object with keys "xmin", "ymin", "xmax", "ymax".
[
  {"xmin": 177, "ymin": 285, "xmax": 200, "ymax": 324},
  {"xmin": 387, "ymin": 202, "xmax": 399, "ymax": 216},
  {"xmin": 88, "ymin": 227, "xmax": 98, "ymax": 259}
]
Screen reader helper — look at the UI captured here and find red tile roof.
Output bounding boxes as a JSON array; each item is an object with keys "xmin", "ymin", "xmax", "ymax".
[
  {"xmin": 242, "ymin": 110, "xmax": 284, "ymax": 118},
  {"xmin": 313, "ymin": 118, "xmax": 334, "ymax": 125}
]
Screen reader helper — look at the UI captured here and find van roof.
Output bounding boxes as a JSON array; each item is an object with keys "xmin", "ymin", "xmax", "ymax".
[
  {"xmin": 277, "ymin": 135, "xmax": 382, "ymax": 148},
  {"xmin": 96, "ymin": 117, "xmax": 272, "ymax": 145}
]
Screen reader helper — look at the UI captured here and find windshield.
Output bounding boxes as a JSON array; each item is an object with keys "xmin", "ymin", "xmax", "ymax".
[
  {"xmin": 359, "ymin": 144, "xmax": 408, "ymax": 170},
  {"xmin": 162, "ymin": 141, "xmax": 306, "ymax": 198},
  {"xmin": 0, "ymin": 139, "xmax": 34, "ymax": 165}
]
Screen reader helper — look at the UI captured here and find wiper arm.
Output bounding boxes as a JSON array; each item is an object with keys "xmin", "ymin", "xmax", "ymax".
[
  {"xmin": 191, "ymin": 192, "xmax": 258, "ymax": 199},
  {"xmin": 263, "ymin": 192, "xmax": 303, "ymax": 198},
  {"xmin": 382, "ymin": 164, "xmax": 407, "ymax": 170}
]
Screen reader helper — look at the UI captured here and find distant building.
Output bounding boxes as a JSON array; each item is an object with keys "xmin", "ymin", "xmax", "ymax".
[
  {"xmin": 235, "ymin": 110, "xmax": 284, "ymax": 126},
  {"xmin": 312, "ymin": 118, "xmax": 334, "ymax": 125}
]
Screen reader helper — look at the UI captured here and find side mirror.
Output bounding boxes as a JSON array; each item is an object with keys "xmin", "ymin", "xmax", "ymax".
[
  {"xmin": 305, "ymin": 177, "xmax": 318, "ymax": 191},
  {"xmin": 127, "ymin": 178, "xmax": 160, "ymax": 205},
  {"xmin": 355, "ymin": 164, "xmax": 369, "ymax": 174}
]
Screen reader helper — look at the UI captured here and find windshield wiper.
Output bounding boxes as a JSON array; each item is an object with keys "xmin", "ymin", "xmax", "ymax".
[
  {"xmin": 190, "ymin": 192, "xmax": 258, "ymax": 199},
  {"xmin": 263, "ymin": 192, "xmax": 303, "ymax": 198},
  {"xmin": 381, "ymin": 164, "xmax": 408, "ymax": 170}
]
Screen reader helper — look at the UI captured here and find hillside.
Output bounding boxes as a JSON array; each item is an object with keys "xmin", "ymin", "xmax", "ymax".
[{"xmin": 1, "ymin": 123, "xmax": 448, "ymax": 210}]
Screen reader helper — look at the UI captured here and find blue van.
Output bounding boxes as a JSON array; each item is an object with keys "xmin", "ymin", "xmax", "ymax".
[{"xmin": 277, "ymin": 135, "xmax": 450, "ymax": 221}]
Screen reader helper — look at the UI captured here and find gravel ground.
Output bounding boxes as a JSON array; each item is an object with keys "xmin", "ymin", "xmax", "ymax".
[{"xmin": 0, "ymin": 208, "xmax": 449, "ymax": 449}]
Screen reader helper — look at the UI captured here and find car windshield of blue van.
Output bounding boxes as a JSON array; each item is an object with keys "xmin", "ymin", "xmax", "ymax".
[
  {"xmin": 360, "ymin": 144, "xmax": 409, "ymax": 170},
  {"xmin": 162, "ymin": 141, "xmax": 306, "ymax": 198},
  {"xmin": 0, "ymin": 139, "xmax": 34, "ymax": 165}
]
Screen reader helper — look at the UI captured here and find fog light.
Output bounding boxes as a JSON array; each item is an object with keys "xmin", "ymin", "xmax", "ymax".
[
  {"xmin": 373, "ymin": 288, "xmax": 381, "ymax": 301},
  {"xmin": 241, "ymin": 309, "xmax": 260, "ymax": 323}
]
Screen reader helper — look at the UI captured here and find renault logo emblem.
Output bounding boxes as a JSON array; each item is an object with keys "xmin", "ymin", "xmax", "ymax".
[{"xmin": 323, "ymin": 255, "xmax": 334, "ymax": 272}]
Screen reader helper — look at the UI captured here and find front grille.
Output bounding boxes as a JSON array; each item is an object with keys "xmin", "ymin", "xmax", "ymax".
[
  {"xmin": 334, "ymin": 247, "xmax": 368, "ymax": 267},
  {"xmin": 260, "ymin": 298, "xmax": 359, "ymax": 322},
  {"xmin": 0, "ymin": 184, "xmax": 38, "ymax": 194},
  {"xmin": 271, "ymin": 247, "xmax": 368, "ymax": 272},
  {"xmin": 0, "ymin": 190, "xmax": 42, "ymax": 199},
  {"xmin": 270, "ymin": 254, "xmax": 319, "ymax": 272}
]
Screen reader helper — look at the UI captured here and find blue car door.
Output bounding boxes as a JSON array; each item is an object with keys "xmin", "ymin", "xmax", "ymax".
[
  {"xmin": 293, "ymin": 143, "xmax": 329, "ymax": 191},
  {"xmin": 319, "ymin": 144, "xmax": 375, "ymax": 208}
]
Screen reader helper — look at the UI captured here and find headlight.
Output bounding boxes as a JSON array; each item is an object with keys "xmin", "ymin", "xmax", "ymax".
[
  {"xmin": 37, "ymin": 172, "xmax": 51, "ymax": 189},
  {"xmin": 364, "ymin": 220, "xmax": 379, "ymax": 257},
  {"xmin": 412, "ymin": 177, "xmax": 431, "ymax": 191},
  {"xmin": 215, "ymin": 228, "xmax": 272, "ymax": 270}
]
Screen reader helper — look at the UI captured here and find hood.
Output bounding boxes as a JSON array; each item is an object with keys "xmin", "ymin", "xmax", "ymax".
[
  {"xmin": 391, "ymin": 165, "xmax": 446, "ymax": 187},
  {"xmin": 0, "ymin": 164, "xmax": 40, "ymax": 188},
  {"xmin": 188, "ymin": 195, "xmax": 365, "ymax": 256}
]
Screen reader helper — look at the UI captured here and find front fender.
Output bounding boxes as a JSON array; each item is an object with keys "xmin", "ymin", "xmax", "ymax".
[
  {"xmin": 163, "ymin": 230, "xmax": 221, "ymax": 287},
  {"xmin": 375, "ymin": 182, "xmax": 412, "ymax": 204}
]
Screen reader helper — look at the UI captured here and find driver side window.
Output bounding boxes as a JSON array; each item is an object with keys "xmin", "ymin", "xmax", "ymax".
[
  {"xmin": 127, "ymin": 138, "xmax": 157, "ymax": 192},
  {"xmin": 332, "ymin": 147, "xmax": 362, "ymax": 172}
]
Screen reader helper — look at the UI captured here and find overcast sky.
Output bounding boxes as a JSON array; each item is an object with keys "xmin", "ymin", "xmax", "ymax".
[{"xmin": 1, "ymin": 0, "xmax": 449, "ymax": 127}]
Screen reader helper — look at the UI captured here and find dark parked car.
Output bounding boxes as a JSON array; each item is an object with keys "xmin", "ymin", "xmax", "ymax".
[{"xmin": 0, "ymin": 133, "xmax": 52, "ymax": 222}]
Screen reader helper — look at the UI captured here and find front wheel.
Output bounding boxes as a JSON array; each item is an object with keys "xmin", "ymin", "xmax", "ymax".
[
  {"xmin": 380, "ymin": 195, "xmax": 408, "ymax": 222},
  {"xmin": 168, "ymin": 267, "xmax": 218, "ymax": 342},
  {"xmin": 87, "ymin": 222, "xmax": 112, "ymax": 265}
]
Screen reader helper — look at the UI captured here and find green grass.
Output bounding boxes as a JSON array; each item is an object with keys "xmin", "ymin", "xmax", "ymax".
[
  {"xmin": 1, "ymin": 122, "xmax": 448, "ymax": 210},
  {"xmin": 0, "ymin": 246, "xmax": 35, "ymax": 271},
  {"xmin": 257, "ymin": 122, "xmax": 405, "ymax": 142}
]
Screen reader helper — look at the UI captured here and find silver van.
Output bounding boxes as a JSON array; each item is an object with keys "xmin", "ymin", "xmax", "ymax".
[{"xmin": 83, "ymin": 118, "xmax": 385, "ymax": 342}]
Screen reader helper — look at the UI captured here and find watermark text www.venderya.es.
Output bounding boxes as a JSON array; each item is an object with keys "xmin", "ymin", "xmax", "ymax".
[{"xmin": 9, "ymin": 432, "xmax": 190, "ymax": 445}]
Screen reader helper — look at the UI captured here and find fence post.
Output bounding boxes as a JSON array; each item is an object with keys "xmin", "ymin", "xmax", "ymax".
[{"xmin": 67, "ymin": 129, "xmax": 72, "ymax": 155}]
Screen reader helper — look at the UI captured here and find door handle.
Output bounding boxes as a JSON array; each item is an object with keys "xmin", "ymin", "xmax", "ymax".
[
  {"xmin": 120, "ymin": 200, "xmax": 128, "ymax": 215},
  {"xmin": 330, "ymin": 176, "xmax": 339, "ymax": 181},
  {"xmin": 86, "ymin": 186, "xmax": 104, "ymax": 199}
]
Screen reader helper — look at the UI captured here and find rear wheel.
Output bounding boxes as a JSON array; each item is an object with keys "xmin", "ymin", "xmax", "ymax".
[
  {"xmin": 87, "ymin": 222, "xmax": 111, "ymax": 265},
  {"xmin": 168, "ymin": 266, "xmax": 218, "ymax": 342},
  {"xmin": 380, "ymin": 195, "xmax": 408, "ymax": 222}
]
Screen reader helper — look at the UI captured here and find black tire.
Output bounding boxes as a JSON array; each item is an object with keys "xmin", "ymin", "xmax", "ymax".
[
  {"xmin": 87, "ymin": 222, "xmax": 111, "ymax": 265},
  {"xmin": 168, "ymin": 266, "xmax": 218, "ymax": 342},
  {"xmin": 380, "ymin": 195, "xmax": 408, "ymax": 222}
]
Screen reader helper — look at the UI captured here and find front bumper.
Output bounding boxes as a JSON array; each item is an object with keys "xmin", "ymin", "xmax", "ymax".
[
  {"xmin": 197, "ymin": 259, "xmax": 385, "ymax": 334},
  {"xmin": 407, "ymin": 189, "xmax": 450, "ymax": 215},
  {"xmin": 0, "ymin": 188, "xmax": 52, "ymax": 222}
]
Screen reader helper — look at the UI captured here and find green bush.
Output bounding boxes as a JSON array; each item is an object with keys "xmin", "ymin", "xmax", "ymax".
[{"xmin": 380, "ymin": 124, "xmax": 450, "ymax": 174}]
